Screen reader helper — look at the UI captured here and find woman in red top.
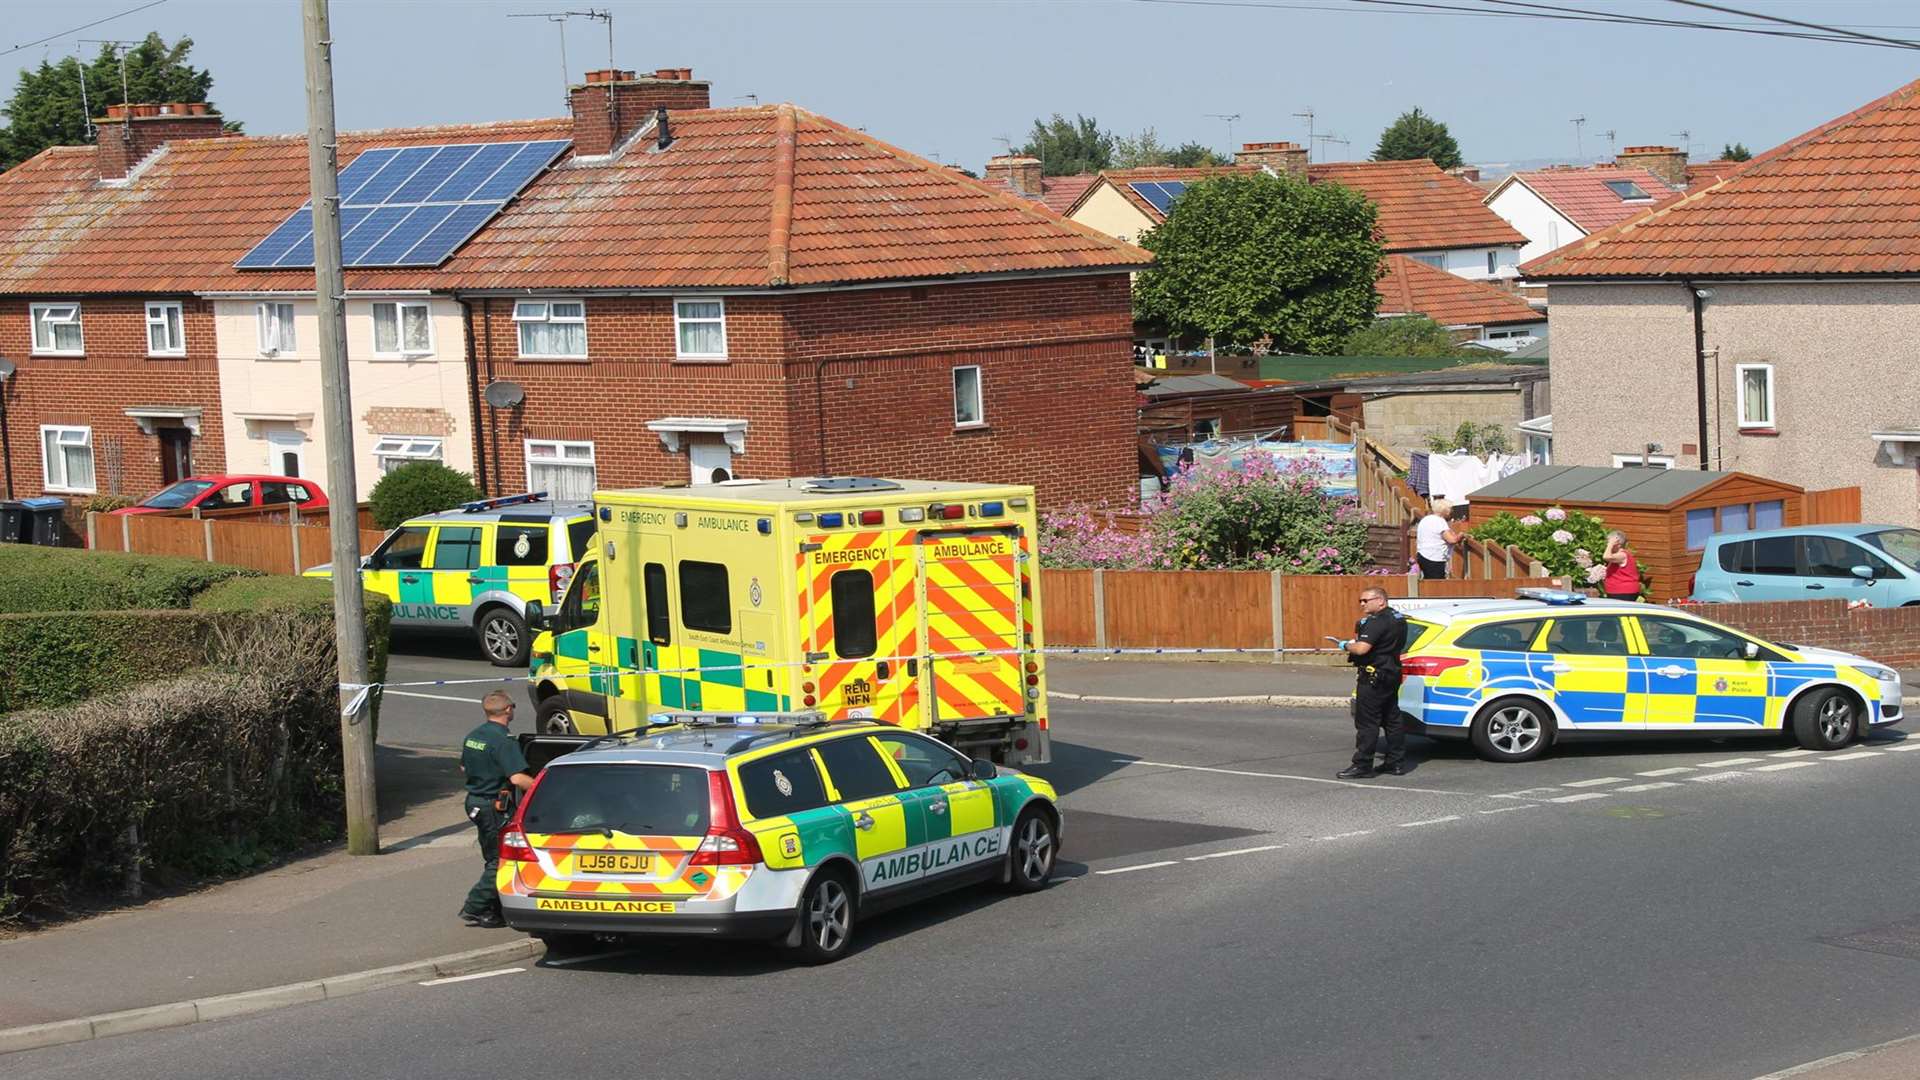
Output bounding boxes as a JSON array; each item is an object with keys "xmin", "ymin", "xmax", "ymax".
[{"xmin": 1601, "ymin": 530, "xmax": 1640, "ymax": 600}]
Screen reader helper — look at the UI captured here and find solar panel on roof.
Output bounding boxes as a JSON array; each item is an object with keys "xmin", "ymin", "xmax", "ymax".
[
  {"xmin": 235, "ymin": 138, "xmax": 569, "ymax": 270},
  {"xmin": 1127, "ymin": 181, "xmax": 1191, "ymax": 215}
]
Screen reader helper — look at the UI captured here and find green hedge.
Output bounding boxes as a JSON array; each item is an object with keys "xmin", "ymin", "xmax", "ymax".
[
  {"xmin": 0, "ymin": 610, "xmax": 218, "ymax": 713},
  {"xmin": 194, "ymin": 576, "xmax": 393, "ymax": 726},
  {"xmin": 0, "ymin": 546, "xmax": 259, "ymax": 614}
]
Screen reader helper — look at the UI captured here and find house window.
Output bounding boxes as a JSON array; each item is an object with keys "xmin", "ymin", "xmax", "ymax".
[
  {"xmin": 257, "ymin": 302, "xmax": 296, "ymax": 356},
  {"xmin": 145, "ymin": 302, "xmax": 185, "ymax": 356},
  {"xmin": 372, "ymin": 301, "xmax": 432, "ymax": 356},
  {"xmin": 1604, "ymin": 179, "xmax": 1653, "ymax": 201},
  {"xmin": 372, "ymin": 436, "xmax": 443, "ymax": 474},
  {"xmin": 953, "ymin": 365, "xmax": 984, "ymax": 426},
  {"xmin": 1413, "ymin": 253, "xmax": 1445, "ymax": 269},
  {"xmin": 525, "ymin": 439, "xmax": 596, "ymax": 500},
  {"xmin": 30, "ymin": 303, "xmax": 84, "ymax": 355},
  {"xmin": 1736, "ymin": 364, "xmax": 1774, "ymax": 428},
  {"xmin": 40, "ymin": 425, "xmax": 95, "ymax": 492},
  {"xmin": 1612, "ymin": 453, "xmax": 1675, "ymax": 469},
  {"xmin": 1486, "ymin": 251, "xmax": 1497, "ymax": 275},
  {"xmin": 513, "ymin": 300, "xmax": 587, "ymax": 358},
  {"xmin": 1526, "ymin": 433, "xmax": 1552, "ymax": 465},
  {"xmin": 673, "ymin": 298, "xmax": 727, "ymax": 359}
]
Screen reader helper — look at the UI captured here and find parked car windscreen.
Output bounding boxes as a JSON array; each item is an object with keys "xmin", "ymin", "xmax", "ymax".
[
  {"xmin": 141, "ymin": 479, "xmax": 216, "ymax": 509},
  {"xmin": 522, "ymin": 763, "xmax": 710, "ymax": 836},
  {"xmin": 1864, "ymin": 528, "xmax": 1920, "ymax": 570}
]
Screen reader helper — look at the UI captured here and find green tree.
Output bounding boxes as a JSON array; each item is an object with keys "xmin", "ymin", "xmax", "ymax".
[
  {"xmin": 1018, "ymin": 113, "xmax": 1114, "ymax": 176},
  {"xmin": 1721, "ymin": 142, "xmax": 1751, "ymax": 162},
  {"xmin": 1166, "ymin": 141, "xmax": 1227, "ymax": 167},
  {"xmin": 1115, "ymin": 127, "xmax": 1226, "ymax": 169},
  {"xmin": 1, "ymin": 33, "xmax": 237, "ymax": 171},
  {"xmin": 1340, "ymin": 315, "xmax": 1483, "ymax": 358},
  {"xmin": 1372, "ymin": 107, "xmax": 1463, "ymax": 170},
  {"xmin": 1133, "ymin": 173, "xmax": 1383, "ymax": 354},
  {"xmin": 368, "ymin": 462, "xmax": 481, "ymax": 530},
  {"xmin": 1423, "ymin": 420, "xmax": 1512, "ymax": 456}
]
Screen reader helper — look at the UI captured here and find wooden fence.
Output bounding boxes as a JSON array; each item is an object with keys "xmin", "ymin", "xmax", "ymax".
[
  {"xmin": 1804, "ymin": 486, "xmax": 1863, "ymax": 525},
  {"xmin": 90, "ymin": 511, "xmax": 387, "ymax": 576}
]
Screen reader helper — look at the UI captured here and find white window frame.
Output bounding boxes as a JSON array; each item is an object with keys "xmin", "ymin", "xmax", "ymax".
[
  {"xmin": 30, "ymin": 302, "xmax": 84, "ymax": 356},
  {"xmin": 370, "ymin": 300, "xmax": 433, "ymax": 358},
  {"xmin": 953, "ymin": 364, "xmax": 985, "ymax": 428},
  {"xmin": 524, "ymin": 438, "xmax": 598, "ymax": 500},
  {"xmin": 256, "ymin": 301, "xmax": 297, "ymax": 357},
  {"xmin": 513, "ymin": 298, "xmax": 588, "ymax": 359},
  {"xmin": 1736, "ymin": 363, "xmax": 1775, "ymax": 429},
  {"xmin": 1612, "ymin": 453, "xmax": 1676, "ymax": 469},
  {"xmin": 673, "ymin": 297, "xmax": 728, "ymax": 361},
  {"xmin": 371, "ymin": 435, "xmax": 444, "ymax": 474},
  {"xmin": 144, "ymin": 301, "xmax": 185, "ymax": 357},
  {"xmin": 1411, "ymin": 253, "xmax": 1445, "ymax": 269},
  {"xmin": 39, "ymin": 424, "xmax": 96, "ymax": 493}
]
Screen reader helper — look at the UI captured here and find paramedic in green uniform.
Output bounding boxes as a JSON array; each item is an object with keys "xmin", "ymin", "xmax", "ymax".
[{"xmin": 458, "ymin": 690, "xmax": 534, "ymax": 928}]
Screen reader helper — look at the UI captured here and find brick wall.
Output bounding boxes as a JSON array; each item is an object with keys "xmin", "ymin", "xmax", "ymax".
[
  {"xmin": 0, "ymin": 297, "xmax": 225, "ymax": 500},
  {"xmin": 94, "ymin": 113, "xmax": 228, "ymax": 179},
  {"xmin": 1688, "ymin": 599, "xmax": 1920, "ymax": 667}
]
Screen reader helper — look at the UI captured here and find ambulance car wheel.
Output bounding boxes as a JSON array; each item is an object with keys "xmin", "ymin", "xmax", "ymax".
[
  {"xmin": 535, "ymin": 932, "xmax": 596, "ymax": 957},
  {"xmin": 536, "ymin": 696, "xmax": 577, "ymax": 735},
  {"xmin": 1470, "ymin": 696, "xmax": 1552, "ymax": 763},
  {"xmin": 1004, "ymin": 806, "xmax": 1058, "ymax": 893},
  {"xmin": 789, "ymin": 869, "xmax": 855, "ymax": 965},
  {"xmin": 1791, "ymin": 687, "xmax": 1859, "ymax": 751},
  {"xmin": 477, "ymin": 607, "xmax": 529, "ymax": 667}
]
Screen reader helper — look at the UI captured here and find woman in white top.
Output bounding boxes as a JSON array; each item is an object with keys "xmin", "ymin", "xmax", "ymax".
[{"xmin": 1415, "ymin": 498, "xmax": 1463, "ymax": 579}]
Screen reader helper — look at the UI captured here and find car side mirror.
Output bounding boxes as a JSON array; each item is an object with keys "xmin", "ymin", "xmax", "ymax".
[
  {"xmin": 1743, "ymin": 641, "xmax": 1760, "ymax": 660},
  {"xmin": 359, "ymin": 554, "xmax": 374, "ymax": 570},
  {"xmin": 525, "ymin": 599, "xmax": 547, "ymax": 632},
  {"xmin": 1851, "ymin": 565, "xmax": 1875, "ymax": 581},
  {"xmin": 970, "ymin": 757, "xmax": 998, "ymax": 781}
]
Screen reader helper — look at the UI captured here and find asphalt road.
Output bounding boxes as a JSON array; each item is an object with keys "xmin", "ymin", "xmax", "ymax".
[{"xmin": 18, "ymin": 640, "xmax": 1920, "ymax": 1079}]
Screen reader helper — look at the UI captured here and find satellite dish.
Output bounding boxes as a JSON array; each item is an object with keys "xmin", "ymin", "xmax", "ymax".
[
  {"xmin": 0, "ymin": 357, "xmax": 15, "ymax": 380},
  {"xmin": 483, "ymin": 380, "xmax": 525, "ymax": 409}
]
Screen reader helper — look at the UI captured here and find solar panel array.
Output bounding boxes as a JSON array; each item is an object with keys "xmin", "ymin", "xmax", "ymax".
[
  {"xmin": 1127, "ymin": 180, "xmax": 1189, "ymax": 215},
  {"xmin": 235, "ymin": 139, "xmax": 571, "ymax": 270}
]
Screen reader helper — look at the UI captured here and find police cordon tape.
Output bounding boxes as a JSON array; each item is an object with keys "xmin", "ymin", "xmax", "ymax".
[{"xmin": 336, "ymin": 644, "xmax": 1347, "ymax": 716}]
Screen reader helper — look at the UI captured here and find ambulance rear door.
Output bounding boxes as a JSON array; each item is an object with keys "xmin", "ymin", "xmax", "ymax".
[
  {"xmin": 916, "ymin": 527, "xmax": 1027, "ymax": 725},
  {"xmin": 798, "ymin": 525, "xmax": 916, "ymax": 724}
]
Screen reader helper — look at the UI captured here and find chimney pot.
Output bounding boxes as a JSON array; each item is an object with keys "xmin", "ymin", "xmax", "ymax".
[
  {"xmin": 93, "ymin": 104, "xmax": 226, "ymax": 180},
  {"xmin": 1616, "ymin": 144, "xmax": 1689, "ymax": 189},
  {"xmin": 568, "ymin": 64, "xmax": 709, "ymax": 155},
  {"xmin": 1235, "ymin": 139, "xmax": 1309, "ymax": 178}
]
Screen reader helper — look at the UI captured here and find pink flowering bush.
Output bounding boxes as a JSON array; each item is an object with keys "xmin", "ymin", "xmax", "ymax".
[
  {"xmin": 1544, "ymin": 507, "xmax": 1567, "ymax": 522},
  {"xmin": 1473, "ymin": 505, "xmax": 1645, "ymax": 595}
]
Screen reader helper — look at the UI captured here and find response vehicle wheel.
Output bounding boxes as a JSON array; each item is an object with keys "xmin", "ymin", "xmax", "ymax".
[
  {"xmin": 477, "ymin": 607, "xmax": 529, "ymax": 667},
  {"xmin": 1791, "ymin": 687, "xmax": 1859, "ymax": 751},
  {"xmin": 1471, "ymin": 696, "xmax": 1552, "ymax": 763},
  {"xmin": 536, "ymin": 696, "xmax": 577, "ymax": 735},
  {"xmin": 1004, "ymin": 807, "xmax": 1057, "ymax": 893},
  {"xmin": 788, "ymin": 870, "xmax": 855, "ymax": 965}
]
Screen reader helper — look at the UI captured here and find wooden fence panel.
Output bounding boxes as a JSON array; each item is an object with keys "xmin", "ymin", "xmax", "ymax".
[
  {"xmin": 126, "ymin": 514, "xmax": 209, "ymax": 561},
  {"xmin": 1040, "ymin": 569, "xmax": 1097, "ymax": 647},
  {"xmin": 89, "ymin": 514, "xmax": 127, "ymax": 552},
  {"xmin": 1103, "ymin": 570, "xmax": 1271, "ymax": 648},
  {"xmin": 1804, "ymin": 487, "xmax": 1862, "ymax": 525},
  {"xmin": 1281, "ymin": 574, "xmax": 1412, "ymax": 648},
  {"xmin": 210, "ymin": 520, "xmax": 301, "ymax": 575}
]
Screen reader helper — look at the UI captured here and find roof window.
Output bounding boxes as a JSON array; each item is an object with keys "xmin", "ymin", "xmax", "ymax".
[{"xmin": 1604, "ymin": 179, "xmax": 1652, "ymax": 201}]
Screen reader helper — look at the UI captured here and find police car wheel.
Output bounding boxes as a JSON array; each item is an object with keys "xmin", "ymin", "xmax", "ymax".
[
  {"xmin": 477, "ymin": 608, "xmax": 529, "ymax": 667},
  {"xmin": 1004, "ymin": 807, "xmax": 1057, "ymax": 893},
  {"xmin": 536, "ymin": 697, "xmax": 577, "ymax": 735},
  {"xmin": 1791, "ymin": 688, "xmax": 1859, "ymax": 751},
  {"xmin": 789, "ymin": 871, "xmax": 855, "ymax": 965},
  {"xmin": 1471, "ymin": 697, "xmax": 1552, "ymax": 763}
]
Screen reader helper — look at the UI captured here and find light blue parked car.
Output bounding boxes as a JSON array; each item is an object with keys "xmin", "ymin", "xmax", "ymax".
[{"xmin": 1690, "ymin": 524, "xmax": 1920, "ymax": 606}]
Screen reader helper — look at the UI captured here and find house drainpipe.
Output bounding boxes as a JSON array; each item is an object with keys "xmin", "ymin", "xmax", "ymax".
[
  {"xmin": 0, "ymin": 367, "xmax": 15, "ymax": 499},
  {"xmin": 482, "ymin": 298, "xmax": 500, "ymax": 496},
  {"xmin": 1686, "ymin": 280, "xmax": 1711, "ymax": 471},
  {"xmin": 456, "ymin": 297, "xmax": 489, "ymax": 496}
]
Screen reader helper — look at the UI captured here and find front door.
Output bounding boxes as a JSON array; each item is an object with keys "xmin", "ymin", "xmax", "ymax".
[
  {"xmin": 1537, "ymin": 614, "xmax": 1642, "ymax": 730},
  {"xmin": 266, "ymin": 430, "xmax": 305, "ymax": 478},
  {"xmin": 1633, "ymin": 615, "xmax": 1772, "ymax": 729},
  {"xmin": 812, "ymin": 735, "xmax": 918, "ymax": 893},
  {"xmin": 916, "ymin": 528, "xmax": 1027, "ymax": 726},
  {"xmin": 800, "ymin": 529, "xmax": 912, "ymax": 723},
  {"xmin": 158, "ymin": 427, "xmax": 193, "ymax": 484},
  {"xmin": 423, "ymin": 524, "xmax": 485, "ymax": 627},
  {"xmin": 549, "ymin": 559, "xmax": 614, "ymax": 729}
]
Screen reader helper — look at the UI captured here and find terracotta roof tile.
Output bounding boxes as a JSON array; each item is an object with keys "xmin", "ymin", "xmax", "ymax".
[
  {"xmin": 1308, "ymin": 159, "xmax": 1526, "ymax": 252},
  {"xmin": 1525, "ymin": 75, "xmax": 1920, "ymax": 279},
  {"xmin": 1376, "ymin": 255, "xmax": 1542, "ymax": 328},
  {"xmin": 1494, "ymin": 166, "xmax": 1678, "ymax": 232},
  {"xmin": 1068, "ymin": 165, "xmax": 1262, "ymax": 221},
  {"xmin": 0, "ymin": 105, "xmax": 1147, "ymax": 295},
  {"xmin": 1685, "ymin": 159, "xmax": 1747, "ymax": 187}
]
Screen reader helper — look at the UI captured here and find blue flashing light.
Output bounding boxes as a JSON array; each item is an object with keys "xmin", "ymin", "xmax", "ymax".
[
  {"xmin": 599, "ymin": 506, "xmax": 612, "ymax": 522},
  {"xmin": 1515, "ymin": 587, "xmax": 1586, "ymax": 605},
  {"xmin": 757, "ymin": 518, "xmax": 772, "ymax": 535},
  {"xmin": 818, "ymin": 512, "xmax": 845, "ymax": 528},
  {"xmin": 979, "ymin": 501, "xmax": 1005, "ymax": 517}
]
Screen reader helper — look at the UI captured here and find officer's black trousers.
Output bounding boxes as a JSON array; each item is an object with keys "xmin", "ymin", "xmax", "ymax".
[
  {"xmin": 1353, "ymin": 679, "xmax": 1406, "ymax": 768},
  {"xmin": 462, "ymin": 796, "xmax": 505, "ymax": 917}
]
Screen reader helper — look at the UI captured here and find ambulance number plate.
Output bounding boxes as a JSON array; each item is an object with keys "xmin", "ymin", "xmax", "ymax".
[{"xmin": 576, "ymin": 852, "xmax": 650, "ymax": 873}]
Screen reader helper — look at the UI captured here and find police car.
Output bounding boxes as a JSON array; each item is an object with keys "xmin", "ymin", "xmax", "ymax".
[
  {"xmin": 306, "ymin": 493, "xmax": 595, "ymax": 666},
  {"xmin": 1397, "ymin": 589, "xmax": 1904, "ymax": 762},
  {"xmin": 500, "ymin": 714, "xmax": 1062, "ymax": 963}
]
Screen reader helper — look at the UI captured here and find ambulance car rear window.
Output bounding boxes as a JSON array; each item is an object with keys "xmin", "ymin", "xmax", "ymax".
[
  {"xmin": 679, "ymin": 561, "xmax": 731, "ymax": 633},
  {"xmin": 522, "ymin": 764, "xmax": 710, "ymax": 836},
  {"xmin": 494, "ymin": 525, "xmax": 549, "ymax": 567},
  {"xmin": 1456, "ymin": 619, "xmax": 1543, "ymax": 652},
  {"xmin": 737, "ymin": 749, "xmax": 829, "ymax": 818},
  {"xmin": 830, "ymin": 569, "xmax": 877, "ymax": 659},
  {"xmin": 568, "ymin": 519, "xmax": 597, "ymax": 562}
]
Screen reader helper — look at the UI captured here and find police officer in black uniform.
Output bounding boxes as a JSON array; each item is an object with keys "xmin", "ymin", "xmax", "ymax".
[
  {"xmin": 1336, "ymin": 586, "xmax": 1409, "ymax": 779},
  {"xmin": 458, "ymin": 690, "xmax": 535, "ymax": 928}
]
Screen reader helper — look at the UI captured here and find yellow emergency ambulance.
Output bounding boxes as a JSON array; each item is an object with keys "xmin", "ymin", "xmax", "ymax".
[{"xmin": 527, "ymin": 477, "xmax": 1051, "ymax": 766}]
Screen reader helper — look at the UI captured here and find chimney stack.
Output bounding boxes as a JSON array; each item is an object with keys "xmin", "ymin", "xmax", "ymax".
[
  {"xmin": 984, "ymin": 154, "xmax": 1044, "ymax": 197},
  {"xmin": 1616, "ymin": 145, "xmax": 1688, "ymax": 189},
  {"xmin": 567, "ymin": 67, "xmax": 711, "ymax": 156},
  {"xmin": 1235, "ymin": 141, "xmax": 1309, "ymax": 179},
  {"xmin": 94, "ymin": 103, "xmax": 226, "ymax": 180}
]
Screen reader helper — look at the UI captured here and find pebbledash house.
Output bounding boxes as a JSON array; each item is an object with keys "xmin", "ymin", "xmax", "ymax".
[{"xmin": 0, "ymin": 68, "xmax": 1149, "ymax": 511}]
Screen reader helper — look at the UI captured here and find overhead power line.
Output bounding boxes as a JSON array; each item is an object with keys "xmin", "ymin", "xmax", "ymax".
[
  {"xmin": 1663, "ymin": 0, "xmax": 1920, "ymax": 50},
  {"xmin": 3, "ymin": 0, "xmax": 169, "ymax": 58}
]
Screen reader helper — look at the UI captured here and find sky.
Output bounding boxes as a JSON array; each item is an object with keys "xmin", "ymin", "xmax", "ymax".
[{"xmin": 7, "ymin": 0, "xmax": 1920, "ymax": 172}]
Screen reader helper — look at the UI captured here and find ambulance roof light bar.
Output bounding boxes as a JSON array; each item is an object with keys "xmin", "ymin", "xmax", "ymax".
[
  {"xmin": 461, "ymin": 491, "xmax": 548, "ymax": 513},
  {"xmin": 1514, "ymin": 587, "xmax": 1586, "ymax": 605}
]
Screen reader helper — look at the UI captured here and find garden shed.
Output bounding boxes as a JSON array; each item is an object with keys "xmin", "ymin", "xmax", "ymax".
[{"xmin": 1464, "ymin": 465, "xmax": 1806, "ymax": 602}]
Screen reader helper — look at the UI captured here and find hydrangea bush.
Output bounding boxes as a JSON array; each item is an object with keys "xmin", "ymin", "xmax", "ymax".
[
  {"xmin": 1472, "ymin": 505, "xmax": 1644, "ymax": 595},
  {"xmin": 1040, "ymin": 456, "xmax": 1373, "ymax": 572}
]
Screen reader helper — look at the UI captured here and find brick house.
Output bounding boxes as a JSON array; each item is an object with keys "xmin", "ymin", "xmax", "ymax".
[{"xmin": 0, "ymin": 69, "xmax": 1149, "ymax": 511}]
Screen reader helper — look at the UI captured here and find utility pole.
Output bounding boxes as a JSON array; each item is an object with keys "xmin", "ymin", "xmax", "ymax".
[{"xmin": 303, "ymin": 0, "xmax": 377, "ymax": 856}]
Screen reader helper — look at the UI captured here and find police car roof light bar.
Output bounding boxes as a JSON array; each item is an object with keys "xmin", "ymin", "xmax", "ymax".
[
  {"xmin": 460, "ymin": 491, "xmax": 548, "ymax": 513},
  {"xmin": 1514, "ymin": 587, "xmax": 1586, "ymax": 605}
]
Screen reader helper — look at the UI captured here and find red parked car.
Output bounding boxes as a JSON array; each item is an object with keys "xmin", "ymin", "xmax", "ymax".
[{"xmin": 107, "ymin": 475, "xmax": 328, "ymax": 516}]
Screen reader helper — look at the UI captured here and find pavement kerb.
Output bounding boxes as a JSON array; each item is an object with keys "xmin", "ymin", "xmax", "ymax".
[{"xmin": 0, "ymin": 937, "xmax": 544, "ymax": 1056}]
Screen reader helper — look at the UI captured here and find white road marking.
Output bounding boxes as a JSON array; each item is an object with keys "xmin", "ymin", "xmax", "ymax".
[
  {"xmin": 1754, "ymin": 761, "xmax": 1821, "ymax": 772},
  {"xmin": 1096, "ymin": 860, "xmax": 1179, "ymax": 876},
  {"xmin": 1881, "ymin": 742, "xmax": 1920, "ymax": 752},
  {"xmin": 1637, "ymin": 767, "xmax": 1695, "ymax": 777},
  {"xmin": 1495, "ymin": 788, "xmax": 1566, "ymax": 800},
  {"xmin": 1185, "ymin": 844, "xmax": 1285, "ymax": 861},
  {"xmin": 1697, "ymin": 757, "xmax": 1765, "ymax": 768},
  {"xmin": 542, "ymin": 948, "xmax": 640, "ymax": 967},
  {"xmin": 1478, "ymin": 805, "xmax": 1538, "ymax": 815},
  {"xmin": 1825, "ymin": 751, "xmax": 1882, "ymax": 761},
  {"xmin": 1769, "ymin": 749, "xmax": 1818, "ymax": 758},
  {"xmin": 1548, "ymin": 792, "xmax": 1611, "ymax": 803},
  {"xmin": 1615, "ymin": 782, "xmax": 1680, "ymax": 792},
  {"xmin": 385, "ymin": 689, "xmax": 488, "ymax": 704},
  {"xmin": 1398, "ymin": 816, "xmax": 1461, "ymax": 828},
  {"xmin": 1316, "ymin": 830, "xmax": 1374, "ymax": 841},
  {"xmin": 1690, "ymin": 771, "xmax": 1749, "ymax": 783},
  {"xmin": 1561, "ymin": 777, "xmax": 1629, "ymax": 788},
  {"xmin": 1121, "ymin": 760, "xmax": 1476, "ymax": 796},
  {"xmin": 418, "ymin": 967, "xmax": 525, "ymax": 986}
]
